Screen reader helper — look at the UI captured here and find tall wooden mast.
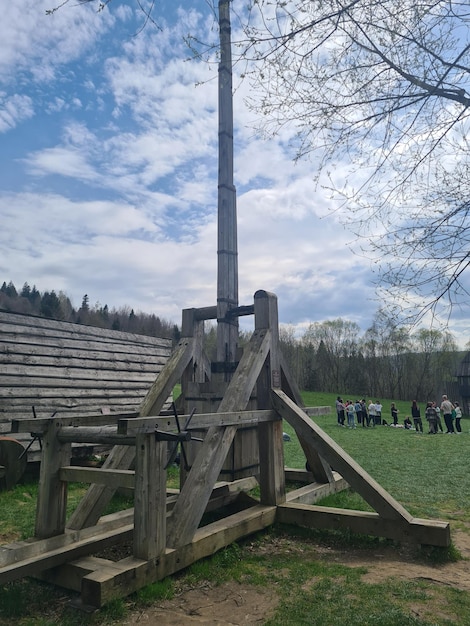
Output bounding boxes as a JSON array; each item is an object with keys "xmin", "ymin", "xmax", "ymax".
[{"xmin": 216, "ymin": 0, "xmax": 239, "ymax": 366}]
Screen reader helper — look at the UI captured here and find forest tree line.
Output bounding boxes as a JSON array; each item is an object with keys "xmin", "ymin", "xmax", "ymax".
[
  {"xmin": 0, "ymin": 280, "xmax": 179, "ymax": 341},
  {"xmin": 276, "ymin": 315, "xmax": 465, "ymax": 403},
  {"xmin": 202, "ymin": 312, "xmax": 465, "ymax": 403},
  {"xmin": 1, "ymin": 280, "xmax": 465, "ymax": 402}
]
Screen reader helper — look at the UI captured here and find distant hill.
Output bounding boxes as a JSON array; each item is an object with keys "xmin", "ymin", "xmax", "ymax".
[{"xmin": 0, "ymin": 280, "xmax": 179, "ymax": 342}]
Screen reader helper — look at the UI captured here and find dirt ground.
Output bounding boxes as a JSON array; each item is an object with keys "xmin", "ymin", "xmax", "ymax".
[{"xmin": 120, "ymin": 528, "xmax": 470, "ymax": 625}]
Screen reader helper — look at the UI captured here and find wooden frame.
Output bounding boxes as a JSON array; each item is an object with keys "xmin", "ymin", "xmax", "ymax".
[{"xmin": 0, "ymin": 291, "xmax": 450, "ymax": 609}]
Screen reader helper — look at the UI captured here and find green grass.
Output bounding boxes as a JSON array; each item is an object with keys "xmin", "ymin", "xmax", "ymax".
[
  {"xmin": 283, "ymin": 391, "xmax": 470, "ymax": 525},
  {"xmin": 1, "ymin": 389, "xmax": 470, "ymax": 624}
]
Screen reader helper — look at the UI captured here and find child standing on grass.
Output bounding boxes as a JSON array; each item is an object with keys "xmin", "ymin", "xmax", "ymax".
[
  {"xmin": 454, "ymin": 402, "xmax": 462, "ymax": 433},
  {"xmin": 425, "ymin": 402, "xmax": 438, "ymax": 434},
  {"xmin": 391, "ymin": 403, "xmax": 399, "ymax": 426},
  {"xmin": 346, "ymin": 401, "xmax": 356, "ymax": 428}
]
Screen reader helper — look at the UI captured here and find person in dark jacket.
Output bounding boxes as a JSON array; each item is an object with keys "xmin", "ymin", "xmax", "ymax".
[{"xmin": 411, "ymin": 400, "xmax": 423, "ymax": 433}]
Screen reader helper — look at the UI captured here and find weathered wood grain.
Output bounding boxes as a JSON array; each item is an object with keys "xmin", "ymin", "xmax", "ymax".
[{"xmin": 276, "ymin": 503, "xmax": 451, "ymax": 547}]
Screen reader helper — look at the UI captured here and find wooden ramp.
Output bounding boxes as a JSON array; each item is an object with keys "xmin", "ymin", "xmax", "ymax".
[{"xmin": 0, "ymin": 292, "xmax": 451, "ymax": 609}]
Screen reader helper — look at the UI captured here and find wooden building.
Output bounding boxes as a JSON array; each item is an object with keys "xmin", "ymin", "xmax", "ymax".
[
  {"xmin": 455, "ymin": 351, "xmax": 470, "ymax": 414},
  {"xmin": 0, "ymin": 310, "xmax": 172, "ymax": 463}
]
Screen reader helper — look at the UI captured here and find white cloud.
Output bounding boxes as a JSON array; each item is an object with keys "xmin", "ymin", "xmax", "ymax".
[
  {"xmin": 2, "ymin": 1, "xmax": 465, "ymax": 348},
  {"xmin": 0, "ymin": 93, "xmax": 34, "ymax": 133}
]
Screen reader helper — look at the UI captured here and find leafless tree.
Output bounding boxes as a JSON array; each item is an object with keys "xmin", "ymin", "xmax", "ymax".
[
  {"xmin": 48, "ymin": 1, "xmax": 470, "ymax": 324},
  {"xmin": 229, "ymin": 0, "xmax": 470, "ymax": 324}
]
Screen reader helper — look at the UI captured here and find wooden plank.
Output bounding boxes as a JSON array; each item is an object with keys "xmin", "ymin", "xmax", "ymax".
[
  {"xmin": 0, "ymin": 523, "xmax": 134, "ymax": 585},
  {"xmin": 271, "ymin": 389, "xmax": 413, "ymax": 522},
  {"xmin": 284, "ymin": 468, "xmax": 314, "ymax": 483},
  {"xmin": 139, "ymin": 337, "xmax": 195, "ymax": 417},
  {"xmin": 38, "ymin": 556, "xmax": 120, "ymax": 592},
  {"xmin": 0, "ymin": 349, "xmax": 168, "ymax": 368},
  {"xmin": 1, "ymin": 387, "xmax": 146, "ymax": 400},
  {"xmin": 0, "ymin": 333, "xmax": 169, "ymax": 356},
  {"xmin": 57, "ymin": 426, "xmax": 133, "ymax": 445},
  {"xmin": 0, "ymin": 366, "xmax": 164, "ymax": 380},
  {"xmin": 285, "ymin": 474, "xmax": 349, "ymax": 505},
  {"xmin": 0, "ymin": 509, "xmax": 135, "ymax": 567},
  {"xmin": 166, "ymin": 329, "xmax": 272, "ymax": 548},
  {"xmin": 118, "ymin": 409, "xmax": 278, "ymax": 435},
  {"xmin": 59, "ymin": 467, "xmax": 136, "ymax": 490},
  {"xmin": 3, "ymin": 401, "xmax": 144, "ymax": 416},
  {"xmin": 276, "ymin": 503, "xmax": 451, "ymax": 547},
  {"xmin": 13, "ymin": 412, "xmax": 138, "ymax": 433},
  {"xmin": 0, "ymin": 315, "xmax": 172, "ymax": 347}
]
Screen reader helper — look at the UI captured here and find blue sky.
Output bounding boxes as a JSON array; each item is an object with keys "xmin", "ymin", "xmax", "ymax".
[{"xmin": 2, "ymin": 0, "xmax": 465, "ymax": 344}]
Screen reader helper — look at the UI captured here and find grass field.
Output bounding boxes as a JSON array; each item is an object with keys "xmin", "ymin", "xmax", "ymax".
[{"xmin": 1, "ymin": 390, "xmax": 469, "ymax": 625}]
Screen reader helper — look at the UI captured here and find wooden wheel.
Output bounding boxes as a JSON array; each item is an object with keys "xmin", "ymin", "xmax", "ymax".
[{"xmin": 0, "ymin": 437, "xmax": 27, "ymax": 490}]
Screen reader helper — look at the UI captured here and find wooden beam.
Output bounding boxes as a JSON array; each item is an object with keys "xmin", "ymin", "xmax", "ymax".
[
  {"xmin": 12, "ymin": 412, "xmax": 138, "ymax": 434},
  {"xmin": 166, "ymin": 329, "xmax": 272, "ymax": 548},
  {"xmin": 254, "ymin": 291, "xmax": 286, "ymax": 506},
  {"xmin": 285, "ymin": 473, "xmax": 349, "ymax": 505},
  {"xmin": 80, "ymin": 503, "xmax": 277, "ymax": 608},
  {"xmin": 276, "ymin": 503, "xmax": 451, "ymax": 547},
  {"xmin": 0, "ymin": 509, "xmax": 134, "ymax": 569},
  {"xmin": 34, "ymin": 420, "xmax": 71, "ymax": 539},
  {"xmin": 59, "ymin": 467, "xmax": 135, "ymax": 490},
  {"xmin": 58, "ymin": 427, "xmax": 133, "ymax": 445},
  {"xmin": 271, "ymin": 389, "xmax": 412, "ymax": 522},
  {"xmin": 118, "ymin": 409, "xmax": 278, "ymax": 435},
  {"xmin": 139, "ymin": 337, "xmax": 196, "ymax": 417},
  {"xmin": 0, "ymin": 522, "xmax": 134, "ymax": 584}
]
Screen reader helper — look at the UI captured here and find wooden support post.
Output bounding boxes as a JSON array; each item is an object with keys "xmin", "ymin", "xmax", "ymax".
[
  {"xmin": 133, "ymin": 432, "xmax": 166, "ymax": 560},
  {"xmin": 254, "ymin": 290, "xmax": 286, "ymax": 506},
  {"xmin": 216, "ymin": 0, "xmax": 239, "ymax": 364},
  {"xmin": 35, "ymin": 419, "xmax": 71, "ymax": 539}
]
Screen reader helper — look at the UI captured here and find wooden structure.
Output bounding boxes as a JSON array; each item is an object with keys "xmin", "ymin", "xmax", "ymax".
[
  {"xmin": 455, "ymin": 352, "xmax": 470, "ymax": 414},
  {"xmin": 0, "ymin": 1, "xmax": 451, "ymax": 609},
  {"xmin": 0, "ymin": 310, "xmax": 172, "ymax": 462},
  {"xmin": 0, "ymin": 291, "xmax": 450, "ymax": 609}
]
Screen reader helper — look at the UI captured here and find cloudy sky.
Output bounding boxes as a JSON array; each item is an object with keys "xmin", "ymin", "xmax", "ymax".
[{"xmin": 2, "ymin": 0, "xmax": 462, "ymax": 343}]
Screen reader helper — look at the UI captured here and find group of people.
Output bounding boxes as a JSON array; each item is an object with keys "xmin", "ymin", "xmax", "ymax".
[
  {"xmin": 421, "ymin": 395, "xmax": 463, "ymax": 434},
  {"xmin": 336, "ymin": 395, "xmax": 463, "ymax": 434},
  {"xmin": 335, "ymin": 397, "xmax": 384, "ymax": 428}
]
